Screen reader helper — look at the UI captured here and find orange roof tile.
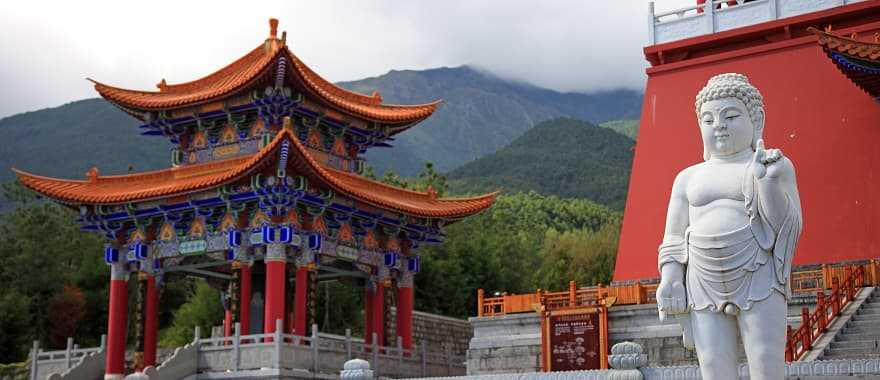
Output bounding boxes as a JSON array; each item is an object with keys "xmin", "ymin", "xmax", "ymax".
[
  {"xmin": 14, "ymin": 129, "xmax": 496, "ymax": 219},
  {"xmin": 811, "ymin": 27, "xmax": 880, "ymax": 61},
  {"xmin": 91, "ymin": 21, "xmax": 440, "ymax": 124}
]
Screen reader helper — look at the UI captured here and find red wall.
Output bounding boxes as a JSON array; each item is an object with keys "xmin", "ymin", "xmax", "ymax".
[{"xmin": 615, "ymin": 16, "xmax": 880, "ymax": 281}]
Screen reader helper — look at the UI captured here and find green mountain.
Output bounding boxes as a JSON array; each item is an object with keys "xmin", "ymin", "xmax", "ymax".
[
  {"xmin": 340, "ymin": 66, "xmax": 642, "ymax": 175},
  {"xmin": 0, "ymin": 98, "xmax": 169, "ymax": 182},
  {"xmin": 0, "ymin": 66, "xmax": 641, "ymax": 194},
  {"xmin": 599, "ymin": 119, "xmax": 639, "ymax": 140},
  {"xmin": 447, "ymin": 118, "xmax": 635, "ymax": 209}
]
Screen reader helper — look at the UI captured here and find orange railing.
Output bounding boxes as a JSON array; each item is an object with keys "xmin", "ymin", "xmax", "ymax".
[
  {"xmin": 785, "ymin": 264, "xmax": 866, "ymax": 361},
  {"xmin": 476, "ymin": 260, "xmax": 879, "ymax": 318}
]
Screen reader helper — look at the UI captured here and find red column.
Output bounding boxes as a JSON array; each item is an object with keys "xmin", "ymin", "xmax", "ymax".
[
  {"xmin": 224, "ymin": 309, "xmax": 233, "ymax": 337},
  {"xmin": 397, "ymin": 284, "xmax": 414, "ymax": 350},
  {"xmin": 240, "ymin": 263, "xmax": 252, "ymax": 335},
  {"xmin": 264, "ymin": 245, "xmax": 287, "ymax": 335},
  {"xmin": 105, "ymin": 264, "xmax": 128, "ymax": 379},
  {"xmin": 144, "ymin": 275, "xmax": 159, "ymax": 368},
  {"xmin": 364, "ymin": 287, "xmax": 374, "ymax": 345},
  {"xmin": 294, "ymin": 266, "xmax": 309, "ymax": 336},
  {"xmin": 371, "ymin": 282, "xmax": 385, "ymax": 347}
]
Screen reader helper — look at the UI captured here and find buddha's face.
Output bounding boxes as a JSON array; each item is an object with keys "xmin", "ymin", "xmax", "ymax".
[{"xmin": 698, "ymin": 97, "xmax": 755, "ymax": 158}]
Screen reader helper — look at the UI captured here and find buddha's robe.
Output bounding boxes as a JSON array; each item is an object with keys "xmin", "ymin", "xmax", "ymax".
[{"xmin": 658, "ymin": 161, "xmax": 802, "ymax": 312}]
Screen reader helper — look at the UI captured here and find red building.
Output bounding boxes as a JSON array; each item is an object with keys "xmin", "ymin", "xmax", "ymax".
[
  {"xmin": 616, "ymin": 1, "xmax": 880, "ymax": 281},
  {"xmin": 15, "ymin": 19, "xmax": 495, "ymax": 379}
]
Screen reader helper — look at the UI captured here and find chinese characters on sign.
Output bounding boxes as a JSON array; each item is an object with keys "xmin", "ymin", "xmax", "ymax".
[{"xmin": 541, "ymin": 306, "xmax": 608, "ymax": 372}]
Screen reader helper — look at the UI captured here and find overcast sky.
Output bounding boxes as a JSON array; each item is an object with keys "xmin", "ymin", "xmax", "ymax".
[{"xmin": 0, "ymin": 1, "xmax": 694, "ymax": 118}]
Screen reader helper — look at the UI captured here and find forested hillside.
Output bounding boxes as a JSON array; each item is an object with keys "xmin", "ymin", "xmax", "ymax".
[{"xmin": 447, "ymin": 118, "xmax": 635, "ymax": 209}]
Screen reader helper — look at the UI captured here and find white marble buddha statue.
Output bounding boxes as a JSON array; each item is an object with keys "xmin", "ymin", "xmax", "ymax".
[{"xmin": 656, "ymin": 73, "xmax": 802, "ymax": 380}]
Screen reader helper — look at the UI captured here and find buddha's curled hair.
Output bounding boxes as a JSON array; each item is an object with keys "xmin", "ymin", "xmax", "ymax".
[{"xmin": 695, "ymin": 73, "xmax": 764, "ymax": 125}]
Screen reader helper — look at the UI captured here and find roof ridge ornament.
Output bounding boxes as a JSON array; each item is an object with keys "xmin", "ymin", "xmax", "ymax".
[
  {"xmin": 156, "ymin": 79, "xmax": 167, "ymax": 92},
  {"xmin": 269, "ymin": 18, "xmax": 279, "ymax": 39},
  {"xmin": 86, "ymin": 167, "xmax": 99, "ymax": 183}
]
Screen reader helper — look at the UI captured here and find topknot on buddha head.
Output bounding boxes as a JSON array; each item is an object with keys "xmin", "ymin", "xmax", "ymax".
[{"xmin": 695, "ymin": 73, "xmax": 764, "ymax": 125}]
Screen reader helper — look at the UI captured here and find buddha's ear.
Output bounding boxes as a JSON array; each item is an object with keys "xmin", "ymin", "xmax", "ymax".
[
  {"xmin": 752, "ymin": 109, "xmax": 765, "ymax": 150},
  {"xmin": 754, "ymin": 109, "xmax": 765, "ymax": 132}
]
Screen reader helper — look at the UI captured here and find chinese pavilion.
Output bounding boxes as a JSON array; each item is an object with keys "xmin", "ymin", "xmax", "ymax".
[{"xmin": 14, "ymin": 19, "xmax": 495, "ymax": 379}]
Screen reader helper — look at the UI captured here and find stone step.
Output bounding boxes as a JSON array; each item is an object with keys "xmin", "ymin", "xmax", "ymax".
[
  {"xmin": 820, "ymin": 347, "xmax": 880, "ymax": 359},
  {"xmin": 836, "ymin": 326, "xmax": 880, "ymax": 335},
  {"xmin": 834, "ymin": 332, "xmax": 880, "ymax": 341},
  {"xmin": 845, "ymin": 319, "xmax": 880, "ymax": 329},
  {"xmin": 855, "ymin": 309, "xmax": 880, "ymax": 317},
  {"xmin": 852, "ymin": 313, "xmax": 880, "ymax": 322},
  {"xmin": 829, "ymin": 339, "xmax": 880, "ymax": 350}
]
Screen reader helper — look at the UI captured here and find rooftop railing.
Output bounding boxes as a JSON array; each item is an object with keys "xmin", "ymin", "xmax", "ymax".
[{"xmin": 648, "ymin": 0, "xmax": 867, "ymax": 45}]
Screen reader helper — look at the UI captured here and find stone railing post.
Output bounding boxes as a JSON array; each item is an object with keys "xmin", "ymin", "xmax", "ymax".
[
  {"xmin": 371, "ymin": 332, "xmax": 379, "ymax": 378},
  {"xmin": 647, "ymin": 2, "xmax": 656, "ymax": 45},
  {"xmin": 65, "ymin": 337, "xmax": 74, "ymax": 370},
  {"xmin": 340, "ymin": 358, "xmax": 373, "ymax": 380},
  {"xmin": 29, "ymin": 340, "xmax": 39, "ymax": 380},
  {"xmin": 274, "ymin": 319, "xmax": 283, "ymax": 369},
  {"xmin": 608, "ymin": 341, "xmax": 646, "ymax": 379},
  {"xmin": 345, "ymin": 328, "xmax": 352, "ymax": 361},
  {"xmin": 312, "ymin": 324, "xmax": 319, "ymax": 374},
  {"xmin": 568, "ymin": 280, "xmax": 576, "ymax": 306},
  {"xmin": 233, "ymin": 322, "xmax": 241, "ymax": 371},
  {"xmin": 705, "ymin": 0, "xmax": 715, "ymax": 34},
  {"xmin": 193, "ymin": 325, "xmax": 201, "ymax": 371},
  {"xmin": 397, "ymin": 336, "xmax": 403, "ymax": 374}
]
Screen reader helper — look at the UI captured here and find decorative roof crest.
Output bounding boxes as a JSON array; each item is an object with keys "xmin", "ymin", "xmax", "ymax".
[{"xmin": 86, "ymin": 167, "xmax": 99, "ymax": 183}]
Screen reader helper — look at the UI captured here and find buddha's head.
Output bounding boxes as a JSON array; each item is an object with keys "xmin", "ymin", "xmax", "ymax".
[{"xmin": 694, "ymin": 73, "xmax": 764, "ymax": 161}]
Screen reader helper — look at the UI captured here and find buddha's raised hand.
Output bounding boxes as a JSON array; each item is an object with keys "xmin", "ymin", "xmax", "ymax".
[{"xmin": 752, "ymin": 139, "xmax": 784, "ymax": 179}]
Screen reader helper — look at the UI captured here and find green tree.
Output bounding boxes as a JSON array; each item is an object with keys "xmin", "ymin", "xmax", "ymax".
[
  {"xmin": 534, "ymin": 221, "xmax": 620, "ymax": 291},
  {"xmin": 159, "ymin": 281, "xmax": 224, "ymax": 347}
]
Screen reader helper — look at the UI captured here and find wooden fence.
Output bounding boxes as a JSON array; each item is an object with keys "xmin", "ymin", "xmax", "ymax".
[{"xmin": 477, "ymin": 260, "xmax": 879, "ymax": 317}]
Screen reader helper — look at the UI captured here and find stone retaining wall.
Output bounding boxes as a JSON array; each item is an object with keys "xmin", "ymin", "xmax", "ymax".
[{"xmin": 467, "ymin": 293, "xmax": 820, "ymax": 375}]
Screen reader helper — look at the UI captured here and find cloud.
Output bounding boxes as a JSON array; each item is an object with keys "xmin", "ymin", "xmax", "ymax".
[{"xmin": 0, "ymin": 0, "xmax": 695, "ymax": 118}]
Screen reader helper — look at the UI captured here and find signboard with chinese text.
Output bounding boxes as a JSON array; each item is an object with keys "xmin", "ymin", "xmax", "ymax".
[{"xmin": 541, "ymin": 306, "xmax": 608, "ymax": 372}]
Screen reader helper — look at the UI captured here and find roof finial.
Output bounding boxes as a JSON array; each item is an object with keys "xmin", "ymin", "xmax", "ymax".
[
  {"xmin": 825, "ymin": 24, "xmax": 833, "ymax": 33},
  {"xmin": 269, "ymin": 18, "xmax": 279, "ymax": 38},
  {"xmin": 281, "ymin": 31, "xmax": 287, "ymax": 45},
  {"xmin": 283, "ymin": 116, "xmax": 293, "ymax": 131},
  {"xmin": 371, "ymin": 90, "xmax": 383, "ymax": 102},
  {"xmin": 850, "ymin": 31, "xmax": 858, "ymax": 40},
  {"xmin": 156, "ymin": 79, "xmax": 167, "ymax": 92},
  {"xmin": 427, "ymin": 186, "xmax": 438, "ymax": 201},
  {"xmin": 86, "ymin": 167, "xmax": 99, "ymax": 183}
]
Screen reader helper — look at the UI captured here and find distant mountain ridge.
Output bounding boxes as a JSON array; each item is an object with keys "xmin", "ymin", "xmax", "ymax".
[
  {"xmin": 0, "ymin": 66, "xmax": 641, "ymax": 201},
  {"xmin": 448, "ymin": 118, "xmax": 635, "ymax": 209},
  {"xmin": 339, "ymin": 66, "xmax": 642, "ymax": 175}
]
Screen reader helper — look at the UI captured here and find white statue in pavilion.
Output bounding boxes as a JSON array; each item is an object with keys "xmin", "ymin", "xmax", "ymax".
[{"xmin": 656, "ymin": 73, "xmax": 802, "ymax": 380}]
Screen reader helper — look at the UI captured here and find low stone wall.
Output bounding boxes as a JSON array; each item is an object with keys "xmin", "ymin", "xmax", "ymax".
[
  {"xmin": 466, "ymin": 313, "xmax": 542, "ymax": 375},
  {"xmin": 389, "ymin": 308, "xmax": 472, "ymax": 357},
  {"xmin": 467, "ymin": 293, "xmax": 821, "ymax": 374}
]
